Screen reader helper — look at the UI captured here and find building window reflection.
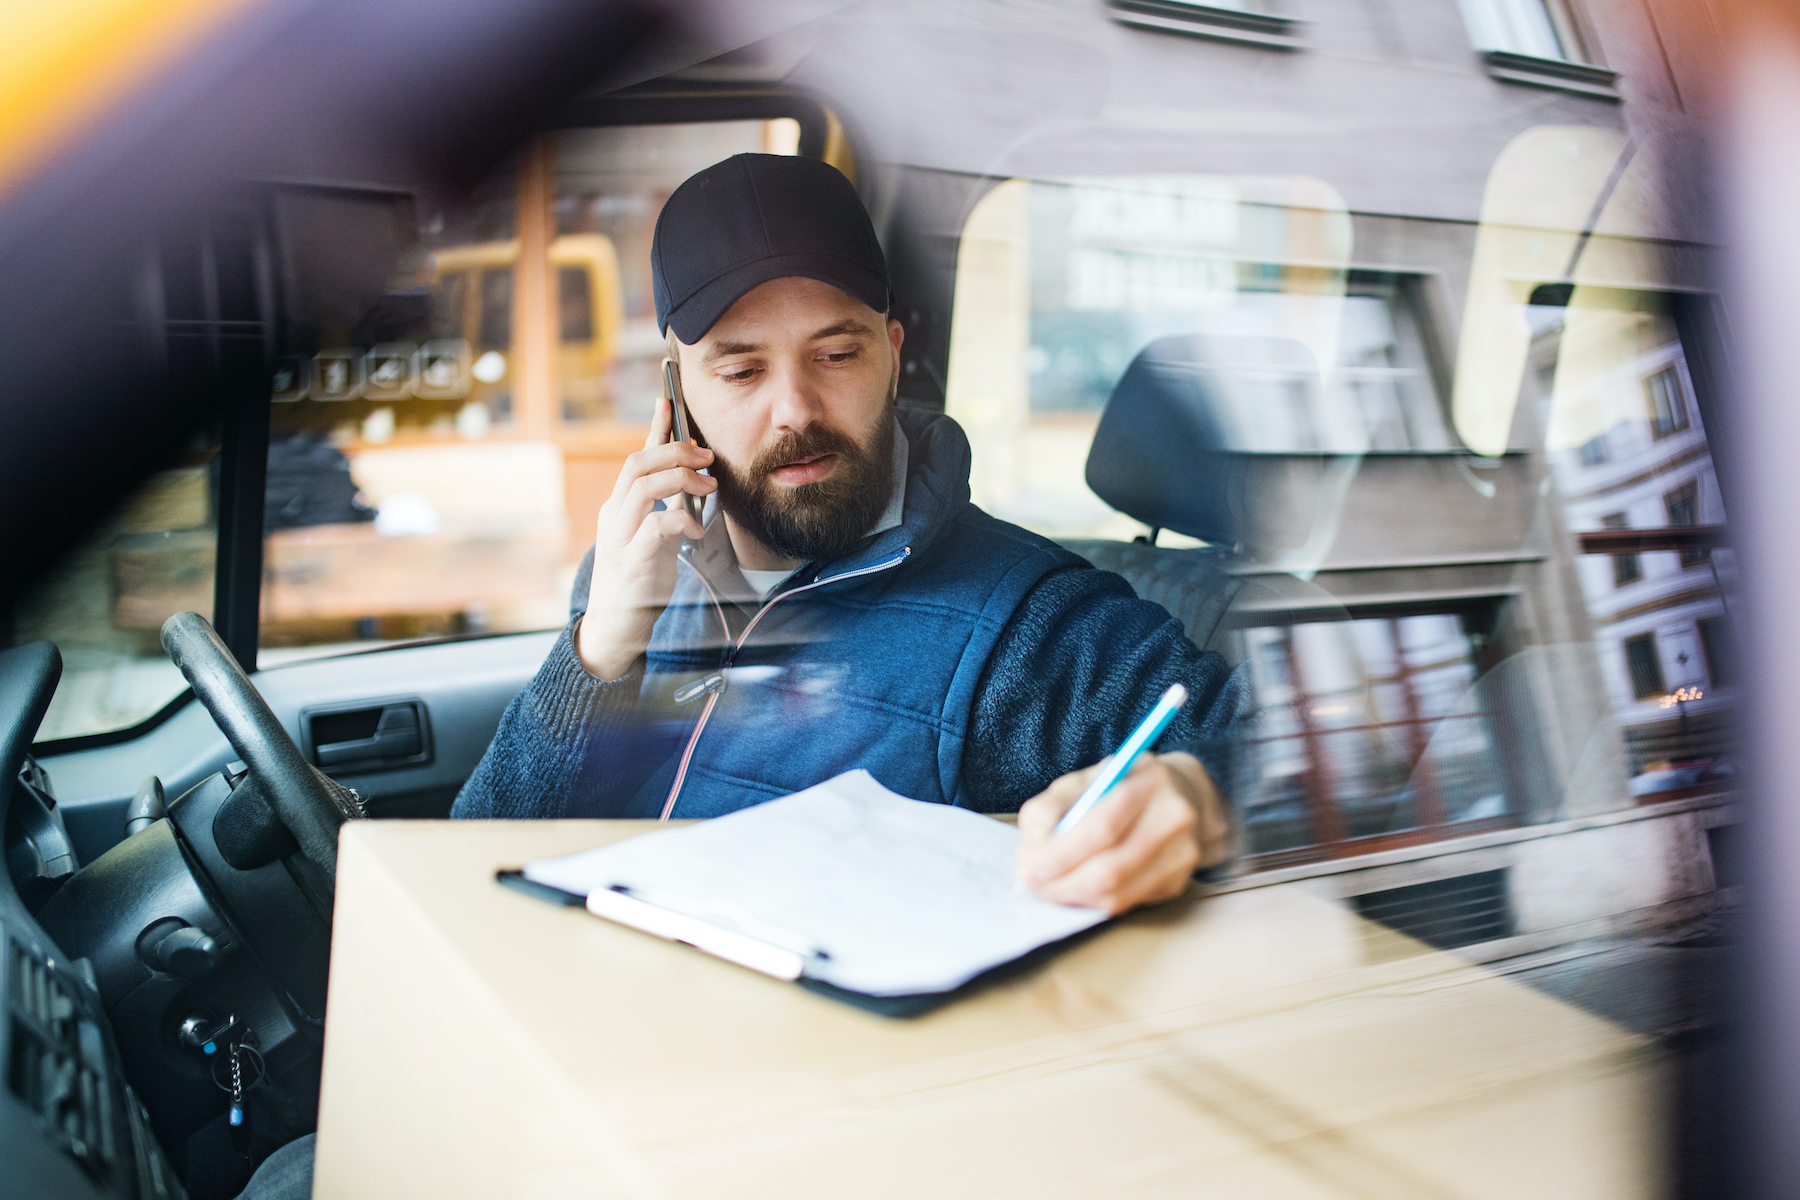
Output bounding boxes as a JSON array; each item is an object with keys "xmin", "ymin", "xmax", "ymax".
[
  {"xmin": 1539, "ymin": 300, "xmax": 1735, "ymax": 786},
  {"xmin": 1456, "ymin": 0, "xmax": 1569, "ymax": 60},
  {"xmin": 1664, "ymin": 479, "xmax": 1709, "ymax": 567},
  {"xmin": 1645, "ymin": 364, "xmax": 1689, "ymax": 439},
  {"xmin": 1624, "ymin": 633, "xmax": 1666, "ymax": 701},
  {"xmin": 1234, "ymin": 611, "xmax": 1513, "ymax": 864},
  {"xmin": 1603, "ymin": 513, "xmax": 1641, "ymax": 585}
]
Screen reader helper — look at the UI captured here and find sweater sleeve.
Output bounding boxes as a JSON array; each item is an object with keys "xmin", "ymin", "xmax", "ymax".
[
  {"xmin": 959, "ymin": 566, "xmax": 1248, "ymax": 814},
  {"xmin": 449, "ymin": 617, "xmax": 646, "ymax": 820}
]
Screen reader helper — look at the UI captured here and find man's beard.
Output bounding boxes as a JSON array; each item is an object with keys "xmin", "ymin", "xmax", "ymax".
[{"xmin": 707, "ymin": 401, "xmax": 896, "ymax": 565}]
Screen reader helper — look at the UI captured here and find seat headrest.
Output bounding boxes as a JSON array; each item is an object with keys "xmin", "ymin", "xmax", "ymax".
[{"xmin": 1085, "ymin": 334, "xmax": 1328, "ymax": 551}]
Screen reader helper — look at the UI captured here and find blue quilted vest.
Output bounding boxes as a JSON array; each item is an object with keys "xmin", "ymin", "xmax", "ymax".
[{"xmin": 580, "ymin": 408, "xmax": 1086, "ymax": 818}]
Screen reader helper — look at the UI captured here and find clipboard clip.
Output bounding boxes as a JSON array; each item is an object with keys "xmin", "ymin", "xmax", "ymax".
[
  {"xmin": 609, "ymin": 884, "xmax": 828, "ymax": 961},
  {"xmin": 583, "ymin": 884, "xmax": 825, "ymax": 983}
]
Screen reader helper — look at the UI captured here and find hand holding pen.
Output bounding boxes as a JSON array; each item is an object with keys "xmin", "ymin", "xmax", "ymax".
[{"xmin": 1015, "ymin": 684, "xmax": 1232, "ymax": 915}]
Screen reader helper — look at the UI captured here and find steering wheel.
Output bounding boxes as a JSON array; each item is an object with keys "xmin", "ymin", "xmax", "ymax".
[
  {"xmin": 160, "ymin": 611, "xmax": 365, "ymax": 888},
  {"xmin": 20, "ymin": 613, "xmax": 364, "ymax": 1174}
]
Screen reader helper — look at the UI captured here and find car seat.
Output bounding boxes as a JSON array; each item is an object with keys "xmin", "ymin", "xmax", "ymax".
[{"xmin": 1061, "ymin": 334, "xmax": 1355, "ymax": 655}]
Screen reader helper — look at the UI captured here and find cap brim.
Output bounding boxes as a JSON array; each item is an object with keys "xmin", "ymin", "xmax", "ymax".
[{"xmin": 663, "ymin": 253, "xmax": 890, "ymax": 344}]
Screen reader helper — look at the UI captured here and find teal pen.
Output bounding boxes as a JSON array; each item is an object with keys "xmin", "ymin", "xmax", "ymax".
[{"xmin": 1054, "ymin": 683, "xmax": 1189, "ymax": 834}]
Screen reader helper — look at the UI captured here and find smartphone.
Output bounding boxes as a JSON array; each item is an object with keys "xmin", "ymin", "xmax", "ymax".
[{"xmin": 662, "ymin": 357, "xmax": 707, "ymax": 527}]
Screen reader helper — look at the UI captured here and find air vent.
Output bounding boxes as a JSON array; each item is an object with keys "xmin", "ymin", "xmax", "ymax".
[
  {"xmin": 2, "ymin": 931, "xmax": 180, "ymax": 1196},
  {"xmin": 5, "ymin": 936, "xmax": 117, "ymax": 1177},
  {"xmin": 1351, "ymin": 869, "xmax": 1512, "ymax": 951}
]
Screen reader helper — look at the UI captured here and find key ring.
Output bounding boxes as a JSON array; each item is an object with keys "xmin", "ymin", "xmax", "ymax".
[{"xmin": 210, "ymin": 1038, "xmax": 267, "ymax": 1095}]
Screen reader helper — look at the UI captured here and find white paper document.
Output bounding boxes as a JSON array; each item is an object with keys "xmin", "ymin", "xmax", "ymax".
[{"xmin": 522, "ymin": 770, "xmax": 1109, "ymax": 997}]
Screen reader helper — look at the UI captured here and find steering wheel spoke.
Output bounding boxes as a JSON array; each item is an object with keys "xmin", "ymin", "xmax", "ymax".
[{"xmin": 160, "ymin": 612, "xmax": 365, "ymax": 887}]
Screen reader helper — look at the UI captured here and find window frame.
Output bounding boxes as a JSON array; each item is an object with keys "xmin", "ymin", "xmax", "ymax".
[
  {"xmin": 1662, "ymin": 478, "xmax": 1710, "ymax": 567},
  {"xmin": 1458, "ymin": 0, "xmax": 1621, "ymax": 99},
  {"xmin": 30, "ymin": 97, "xmax": 847, "ymax": 755},
  {"xmin": 21, "ymin": 191, "xmax": 283, "ymax": 751},
  {"xmin": 1103, "ymin": 0, "xmax": 1306, "ymax": 51},
  {"xmin": 1340, "ymin": 269, "xmax": 1459, "ymax": 452},
  {"xmin": 551, "ymin": 85, "xmax": 841, "ymax": 163}
]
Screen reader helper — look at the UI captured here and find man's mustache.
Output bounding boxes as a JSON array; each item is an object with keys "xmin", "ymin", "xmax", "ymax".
[{"xmin": 741, "ymin": 424, "xmax": 865, "ymax": 487}]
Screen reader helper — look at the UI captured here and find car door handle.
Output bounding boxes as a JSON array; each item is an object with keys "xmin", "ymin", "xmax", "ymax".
[{"xmin": 306, "ymin": 700, "xmax": 431, "ymax": 771}]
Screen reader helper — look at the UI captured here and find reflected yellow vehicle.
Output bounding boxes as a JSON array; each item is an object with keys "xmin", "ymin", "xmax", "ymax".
[{"xmin": 427, "ymin": 232, "xmax": 625, "ymax": 421}]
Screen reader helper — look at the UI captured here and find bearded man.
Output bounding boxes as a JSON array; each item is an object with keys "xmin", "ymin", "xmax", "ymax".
[{"xmin": 453, "ymin": 154, "xmax": 1242, "ymax": 915}]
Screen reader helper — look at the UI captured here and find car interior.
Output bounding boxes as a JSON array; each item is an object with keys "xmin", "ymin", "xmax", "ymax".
[
  {"xmin": 2, "ymin": 83, "xmax": 1356, "ymax": 1197},
  {"xmin": 0, "ymin": 0, "xmax": 1755, "ymax": 1196}
]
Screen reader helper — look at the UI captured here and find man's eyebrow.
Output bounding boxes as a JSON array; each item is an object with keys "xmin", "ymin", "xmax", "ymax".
[
  {"xmin": 700, "ymin": 320, "xmax": 877, "ymax": 360},
  {"xmin": 809, "ymin": 319, "xmax": 876, "ymax": 340},
  {"xmin": 701, "ymin": 339, "xmax": 762, "ymax": 362}
]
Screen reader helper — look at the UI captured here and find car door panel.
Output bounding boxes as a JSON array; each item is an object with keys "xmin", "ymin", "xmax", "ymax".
[{"xmin": 39, "ymin": 631, "xmax": 556, "ymax": 866}]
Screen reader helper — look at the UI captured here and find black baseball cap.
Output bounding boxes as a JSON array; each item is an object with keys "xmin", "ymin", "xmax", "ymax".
[{"xmin": 652, "ymin": 153, "xmax": 890, "ymax": 344}]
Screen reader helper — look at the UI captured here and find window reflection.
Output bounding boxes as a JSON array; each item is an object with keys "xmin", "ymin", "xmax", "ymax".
[
  {"xmin": 1236, "ymin": 613, "xmax": 1511, "ymax": 862},
  {"xmin": 945, "ymin": 123, "xmax": 1737, "ymax": 873},
  {"xmin": 1536, "ymin": 302, "xmax": 1736, "ymax": 796},
  {"xmin": 1457, "ymin": 0, "xmax": 1569, "ymax": 59},
  {"xmin": 951, "ymin": 175, "xmax": 1464, "ymax": 543},
  {"xmin": 12, "ymin": 454, "xmax": 219, "ymax": 741},
  {"xmin": 257, "ymin": 120, "xmax": 803, "ymax": 662}
]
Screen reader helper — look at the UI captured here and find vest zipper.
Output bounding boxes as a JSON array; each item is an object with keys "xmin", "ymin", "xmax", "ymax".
[{"xmin": 659, "ymin": 547, "xmax": 912, "ymax": 820}]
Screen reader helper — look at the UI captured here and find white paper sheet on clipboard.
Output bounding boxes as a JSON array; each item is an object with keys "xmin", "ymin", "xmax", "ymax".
[{"xmin": 521, "ymin": 770, "xmax": 1109, "ymax": 997}]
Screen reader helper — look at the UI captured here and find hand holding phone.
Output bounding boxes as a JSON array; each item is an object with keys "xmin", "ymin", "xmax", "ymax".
[
  {"xmin": 662, "ymin": 357, "xmax": 707, "ymax": 527},
  {"xmin": 574, "ymin": 364, "xmax": 716, "ymax": 680}
]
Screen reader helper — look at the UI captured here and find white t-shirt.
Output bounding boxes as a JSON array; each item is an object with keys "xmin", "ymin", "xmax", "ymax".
[{"xmin": 739, "ymin": 568, "xmax": 793, "ymax": 599}]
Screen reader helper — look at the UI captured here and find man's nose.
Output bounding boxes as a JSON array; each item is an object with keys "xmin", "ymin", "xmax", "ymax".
[{"xmin": 766, "ymin": 362, "xmax": 825, "ymax": 433}]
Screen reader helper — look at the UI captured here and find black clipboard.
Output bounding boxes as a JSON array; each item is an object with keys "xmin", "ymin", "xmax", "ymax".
[{"xmin": 495, "ymin": 870, "xmax": 1106, "ymax": 1018}]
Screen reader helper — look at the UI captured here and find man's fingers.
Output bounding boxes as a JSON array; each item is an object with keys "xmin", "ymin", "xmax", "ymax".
[
  {"xmin": 604, "ymin": 453, "xmax": 715, "ymax": 534},
  {"xmin": 578, "ymin": 396, "xmax": 707, "ymax": 678},
  {"xmin": 1110, "ymin": 824, "xmax": 1203, "ymax": 910},
  {"xmin": 1032, "ymin": 798, "xmax": 1200, "ymax": 914},
  {"xmin": 1160, "ymin": 751, "xmax": 1231, "ymax": 867},
  {"xmin": 628, "ymin": 506, "xmax": 706, "ymax": 551},
  {"xmin": 608, "ymin": 437, "xmax": 713, "ymax": 508},
  {"xmin": 1019, "ymin": 759, "xmax": 1159, "ymax": 885},
  {"xmin": 626, "ymin": 465, "xmax": 717, "ymax": 513},
  {"xmin": 643, "ymin": 393, "xmax": 671, "ymax": 451},
  {"xmin": 1016, "ymin": 768, "xmax": 1092, "ymax": 840},
  {"xmin": 1019, "ymin": 756, "xmax": 1154, "ymax": 844}
]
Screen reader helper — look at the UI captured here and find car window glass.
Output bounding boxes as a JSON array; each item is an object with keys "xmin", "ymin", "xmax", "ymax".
[
  {"xmin": 1533, "ymin": 301, "xmax": 1733, "ymax": 793},
  {"xmin": 943, "ymin": 125, "xmax": 1733, "ymax": 867},
  {"xmin": 11, "ymin": 438, "xmax": 218, "ymax": 741},
  {"xmin": 948, "ymin": 175, "xmax": 1457, "ymax": 545},
  {"xmin": 1237, "ymin": 612, "xmax": 1510, "ymax": 860},
  {"xmin": 256, "ymin": 119, "xmax": 799, "ymax": 664}
]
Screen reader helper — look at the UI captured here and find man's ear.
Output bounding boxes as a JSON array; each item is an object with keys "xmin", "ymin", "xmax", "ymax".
[{"xmin": 887, "ymin": 317, "xmax": 904, "ymax": 382}]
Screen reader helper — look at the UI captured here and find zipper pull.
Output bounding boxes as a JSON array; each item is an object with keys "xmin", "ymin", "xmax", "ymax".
[{"xmin": 672, "ymin": 672, "xmax": 726, "ymax": 704}]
